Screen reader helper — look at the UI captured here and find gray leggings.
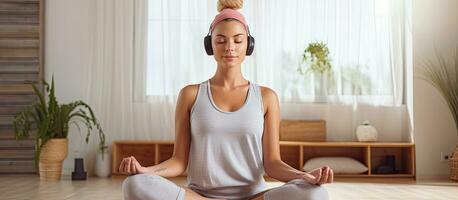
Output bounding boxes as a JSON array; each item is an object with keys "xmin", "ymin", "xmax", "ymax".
[{"xmin": 123, "ymin": 174, "xmax": 329, "ymax": 200}]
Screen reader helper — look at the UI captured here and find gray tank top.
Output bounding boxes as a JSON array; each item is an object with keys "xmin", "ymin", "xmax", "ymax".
[{"xmin": 187, "ymin": 79, "xmax": 268, "ymax": 200}]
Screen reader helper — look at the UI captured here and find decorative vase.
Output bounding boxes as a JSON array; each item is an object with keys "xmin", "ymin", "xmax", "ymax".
[
  {"xmin": 39, "ymin": 138, "xmax": 68, "ymax": 181},
  {"xmin": 450, "ymin": 145, "xmax": 458, "ymax": 181},
  {"xmin": 356, "ymin": 120, "xmax": 378, "ymax": 142},
  {"xmin": 95, "ymin": 152, "xmax": 111, "ymax": 177},
  {"xmin": 72, "ymin": 158, "xmax": 87, "ymax": 180},
  {"xmin": 313, "ymin": 72, "xmax": 328, "ymax": 103}
]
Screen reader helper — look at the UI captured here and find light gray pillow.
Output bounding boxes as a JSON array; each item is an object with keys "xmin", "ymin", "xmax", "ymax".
[{"xmin": 303, "ymin": 157, "xmax": 368, "ymax": 174}]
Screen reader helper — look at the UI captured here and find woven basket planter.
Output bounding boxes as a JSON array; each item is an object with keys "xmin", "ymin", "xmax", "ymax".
[
  {"xmin": 39, "ymin": 138, "xmax": 68, "ymax": 181},
  {"xmin": 451, "ymin": 145, "xmax": 458, "ymax": 181}
]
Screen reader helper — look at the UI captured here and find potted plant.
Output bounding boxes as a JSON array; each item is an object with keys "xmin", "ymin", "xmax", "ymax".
[
  {"xmin": 13, "ymin": 77, "xmax": 105, "ymax": 181},
  {"xmin": 297, "ymin": 42, "xmax": 334, "ymax": 102},
  {"xmin": 420, "ymin": 48, "xmax": 458, "ymax": 181}
]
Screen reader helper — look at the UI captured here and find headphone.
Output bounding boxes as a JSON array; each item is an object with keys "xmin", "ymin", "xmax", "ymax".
[{"xmin": 204, "ymin": 25, "xmax": 255, "ymax": 56}]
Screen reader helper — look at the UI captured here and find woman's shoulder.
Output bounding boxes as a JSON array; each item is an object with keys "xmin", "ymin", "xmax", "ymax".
[
  {"xmin": 179, "ymin": 84, "xmax": 199, "ymax": 100},
  {"xmin": 180, "ymin": 83, "xmax": 200, "ymax": 94},
  {"xmin": 257, "ymin": 85, "xmax": 279, "ymax": 113},
  {"xmin": 177, "ymin": 83, "xmax": 201, "ymax": 111},
  {"xmin": 258, "ymin": 85, "xmax": 278, "ymax": 100}
]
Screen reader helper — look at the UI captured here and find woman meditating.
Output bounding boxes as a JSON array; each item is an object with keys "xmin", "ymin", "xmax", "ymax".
[{"xmin": 120, "ymin": 1, "xmax": 333, "ymax": 199}]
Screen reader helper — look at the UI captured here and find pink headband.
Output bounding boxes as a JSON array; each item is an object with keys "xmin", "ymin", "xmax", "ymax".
[{"xmin": 210, "ymin": 8, "xmax": 248, "ymax": 32}]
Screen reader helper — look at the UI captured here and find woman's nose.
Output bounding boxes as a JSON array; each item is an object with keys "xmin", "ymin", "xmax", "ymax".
[{"xmin": 225, "ymin": 41, "xmax": 235, "ymax": 52}]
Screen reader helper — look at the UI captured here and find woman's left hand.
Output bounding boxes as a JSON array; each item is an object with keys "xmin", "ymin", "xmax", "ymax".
[{"xmin": 301, "ymin": 166, "xmax": 334, "ymax": 185}]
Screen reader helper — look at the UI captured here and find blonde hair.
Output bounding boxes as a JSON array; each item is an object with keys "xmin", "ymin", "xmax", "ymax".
[{"xmin": 217, "ymin": 0, "xmax": 243, "ymax": 12}]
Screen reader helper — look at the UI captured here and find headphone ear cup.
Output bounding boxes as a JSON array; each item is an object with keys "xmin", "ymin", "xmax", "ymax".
[
  {"xmin": 204, "ymin": 35, "xmax": 213, "ymax": 55},
  {"xmin": 246, "ymin": 36, "xmax": 255, "ymax": 56}
]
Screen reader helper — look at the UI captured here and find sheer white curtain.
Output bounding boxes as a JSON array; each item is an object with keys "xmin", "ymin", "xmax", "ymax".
[
  {"xmin": 88, "ymin": 0, "xmax": 177, "ymax": 143},
  {"xmin": 142, "ymin": 0, "xmax": 409, "ymax": 107},
  {"xmin": 84, "ymin": 0, "xmax": 177, "ymax": 173},
  {"xmin": 143, "ymin": 0, "xmax": 218, "ymax": 97}
]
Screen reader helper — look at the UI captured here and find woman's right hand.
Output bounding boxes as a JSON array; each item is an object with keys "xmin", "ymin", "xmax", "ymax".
[
  {"xmin": 119, "ymin": 156, "xmax": 148, "ymax": 175},
  {"xmin": 302, "ymin": 166, "xmax": 334, "ymax": 185}
]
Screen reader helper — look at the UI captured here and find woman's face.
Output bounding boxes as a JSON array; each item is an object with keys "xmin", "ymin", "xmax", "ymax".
[{"xmin": 211, "ymin": 20, "xmax": 247, "ymax": 67}]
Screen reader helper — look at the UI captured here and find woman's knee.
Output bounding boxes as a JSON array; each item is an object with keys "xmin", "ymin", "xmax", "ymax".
[
  {"xmin": 122, "ymin": 174, "xmax": 185, "ymax": 200},
  {"xmin": 304, "ymin": 185, "xmax": 329, "ymax": 200},
  {"xmin": 263, "ymin": 179, "xmax": 329, "ymax": 200},
  {"xmin": 122, "ymin": 174, "xmax": 154, "ymax": 199}
]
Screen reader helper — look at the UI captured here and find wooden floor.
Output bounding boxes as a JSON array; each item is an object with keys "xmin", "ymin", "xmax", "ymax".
[{"xmin": 1, "ymin": 175, "xmax": 458, "ymax": 200}]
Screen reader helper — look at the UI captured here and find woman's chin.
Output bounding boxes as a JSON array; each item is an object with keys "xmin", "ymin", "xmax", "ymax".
[{"xmin": 220, "ymin": 60, "xmax": 240, "ymax": 66}]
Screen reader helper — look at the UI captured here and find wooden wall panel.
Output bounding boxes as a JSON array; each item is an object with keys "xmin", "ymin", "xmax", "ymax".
[{"xmin": 0, "ymin": 0, "xmax": 43, "ymax": 174}]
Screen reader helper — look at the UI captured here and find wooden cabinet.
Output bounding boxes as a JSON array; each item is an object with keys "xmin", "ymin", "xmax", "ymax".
[
  {"xmin": 112, "ymin": 140, "xmax": 415, "ymax": 178},
  {"xmin": 280, "ymin": 141, "xmax": 415, "ymax": 178}
]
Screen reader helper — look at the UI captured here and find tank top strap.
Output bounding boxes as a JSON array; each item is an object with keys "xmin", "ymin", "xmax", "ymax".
[
  {"xmin": 190, "ymin": 80, "xmax": 209, "ymax": 115},
  {"xmin": 250, "ymin": 82, "xmax": 265, "ymax": 116}
]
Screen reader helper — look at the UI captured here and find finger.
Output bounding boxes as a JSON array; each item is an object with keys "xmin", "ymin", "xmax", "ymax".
[
  {"xmin": 321, "ymin": 166, "xmax": 329, "ymax": 182},
  {"xmin": 302, "ymin": 173, "xmax": 317, "ymax": 185},
  {"xmin": 119, "ymin": 158, "xmax": 125, "ymax": 173},
  {"xmin": 120, "ymin": 158, "xmax": 128, "ymax": 174},
  {"xmin": 126, "ymin": 157, "xmax": 132, "ymax": 174},
  {"xmin": 320, "ymin": 167, "xmax": 329, "ymax": 184},
  {"xmin": 131, "ymin": 158, "xmax": 136, "ymax": 174},
  {"xmin": 327, "ymin": 169, "xmax": 334, "ymax": 183},
  {"xmin": 134, "ymin": 161, "xmax": 143, "ymax": 174},
  {"xmin": 132, "ymin": 157, "xmax": 139, "ymax": 170},
  {"xmin": 313, "ymin": 169, "xmax": 322, "ymax": 185},
  {"xmin": 130, "ymin": 156, "xmax": 137, "ymax": 174},
  {"xmin": 306, "ymin": 168, "xmax": 323, "ymax": 185}
]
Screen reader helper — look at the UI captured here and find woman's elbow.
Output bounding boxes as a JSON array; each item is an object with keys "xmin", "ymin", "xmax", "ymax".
[
  {"xmin": 171, "ymin": 156, "xmax": 187, "ymax": 174},
  {"xmin": 263, "ymin": 159, "xmax": 279, "ymax": 176}
]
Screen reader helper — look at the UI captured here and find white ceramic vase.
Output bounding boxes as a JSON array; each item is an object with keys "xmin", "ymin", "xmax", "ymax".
[
  {"xmin": 356, "ymin": 120, "xmax": 378, "ymax": 142},
  {"xmin": 313, "ymin": 72, "xmax": 328, "ymax": 103},
  {"xmin": 95, "ymin": 152, "xmax": 111, "ymax": 177}
]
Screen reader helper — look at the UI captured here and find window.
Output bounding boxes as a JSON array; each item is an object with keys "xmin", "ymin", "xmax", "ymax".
[{"xmin": 146, "ymin": 0, "xmax": 409, "ymax": 106}]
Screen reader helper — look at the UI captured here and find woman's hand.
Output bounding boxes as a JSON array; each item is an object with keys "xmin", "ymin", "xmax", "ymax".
[
  {"xmin": 301, "ymin": 166, "xmax": 334, "ymax": 185},
  {"xmin": 119, "ymin": 156, "xmax": 148, "ymax": 175}
]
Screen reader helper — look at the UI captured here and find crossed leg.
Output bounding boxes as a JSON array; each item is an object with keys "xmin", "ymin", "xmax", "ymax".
[{"xmin": 123, "ymin": 174, "xmax": 328, "ymax": 200}]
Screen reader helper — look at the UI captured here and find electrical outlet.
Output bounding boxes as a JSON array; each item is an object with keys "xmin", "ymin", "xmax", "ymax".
[{"xmin": 440, "ymin": 152, "xmax": 452, "ymax": 162}]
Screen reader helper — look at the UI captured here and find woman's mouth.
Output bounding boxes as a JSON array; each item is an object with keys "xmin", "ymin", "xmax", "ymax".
[{"xmin": 223, "ymin": 56, "xmax": 238, "ymax": 60}]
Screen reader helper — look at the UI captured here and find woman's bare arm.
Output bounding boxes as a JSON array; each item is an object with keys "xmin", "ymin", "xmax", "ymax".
[
  {"xmin": 261, "ymin": 87, "xmax": 333, "ymax": 185},
  {"xmin": 260, "ymin": 87, "xmax": 304, "ymax": 182},
  {"xmin": 119, "ymin": 85, "xmax": 198, "ymax": 178}
]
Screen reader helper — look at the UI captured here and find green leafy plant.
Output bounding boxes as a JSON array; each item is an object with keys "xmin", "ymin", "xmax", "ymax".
[
  {"xmin": 419, "ymin": 48, "xmax": 458, "ymax": 134},
  {"xmin": 298, "ymin": 42, "xmax": 332, "ymax": 75},
  {"xmin": 13, "ymin": 77, "xmax": 106, "ymax": 170}
]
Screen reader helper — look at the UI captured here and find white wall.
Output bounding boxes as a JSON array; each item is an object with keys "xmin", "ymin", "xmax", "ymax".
[
  {"xmin": 44, "ymin": 0, "xmax": 458, "ymax": 178},
  {"xmin": 412, "ymin": 0, "xmax": 458, "ymax": 178}
]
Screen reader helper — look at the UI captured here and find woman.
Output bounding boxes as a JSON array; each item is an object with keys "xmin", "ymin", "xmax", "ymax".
[{"xmin": 120, "ymin": 1, "xmax": 333, "ymax": 199}]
